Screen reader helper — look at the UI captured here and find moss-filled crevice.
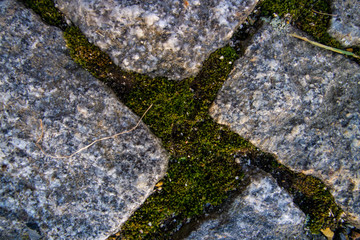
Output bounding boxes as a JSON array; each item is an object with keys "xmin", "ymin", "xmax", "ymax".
[
  {"xmin": 246, "ymin": 151, "xmax": 343, "ymax": 234},
  {"xmin": 63, "ymin": 26, "xmax": 114, "ymax": 80},
  {"xmin": 260, "ymin": 0, "xmax": 333, "ymax": 41},
  {"xmin": 18, "ymin": 0, "xmax": 68, "ymax": 30},
  {"xmin": 19, "ymin": 0, "xmax": 358, "ymax": 238},
  {"xmin": 111, "ymin": 46, "xmax": 255, "ymax": 239}
]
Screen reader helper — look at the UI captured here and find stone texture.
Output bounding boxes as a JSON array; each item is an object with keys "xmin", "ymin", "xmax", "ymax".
[
  {"xmin": 210, "ymin": 20, "xmax": 360, "ymax": 225},
  {"xmin": 54, "ymin": 0, "xmax": 258, "ymax": 80},
  {"xmin": 0, "ymin": 1, "xmax": 168, "ymax": 239},
  {"xmin": 328, "ymin": 0, "xmax": 360, "ymax": 47},
  {"xmin": 186, "ymin": 174, "xmax": 311, "ymax": 240}
]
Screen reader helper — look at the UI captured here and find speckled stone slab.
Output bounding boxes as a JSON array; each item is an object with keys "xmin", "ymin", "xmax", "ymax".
[
  {"xmin": 186, "ymin": 174, "xmax": 311, "ymax": 239},
  {"xmin": 328, "ymin": 0, "xmax": 360, "ymax": 47},
  {"xmin": 54, "ymin": 0, "xmax": 258, "ymax": 80},
  {"xmin": 210, "ymin": 20, "xmax": 360, "ymax": 225},
  {"xmin": 0, "ymin": 1, "xmax": 168, "ymax": 239}
]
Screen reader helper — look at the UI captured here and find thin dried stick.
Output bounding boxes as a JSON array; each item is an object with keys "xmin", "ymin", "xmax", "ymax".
[
  {"xmin": 36, "ymin": 104, "xmax": 153, "ymax": 159},
  {"xmin": 290, "ymin": 33, "xmax": 360, "ymax": 59},
  {"xmin": 311, "ymin": 9, "xmax": 337, "ymax": 17}
]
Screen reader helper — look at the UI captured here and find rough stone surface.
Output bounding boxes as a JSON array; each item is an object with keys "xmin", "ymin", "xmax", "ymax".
[
  {"xmin": 54, "ymin": 0, "xmax": 258, "ymax": 80},
  {"xmin": 328, "ymin": 0, "xmax": 360, "ymax": 47},
  {"xmin": 0, "ymin": 1, "xmax": 168, "ymax": 239},
  {"xmin": 186, "ymin": 173, "xmax": 311, "ymax": 240},
  {"xmin": 210, "ymin": 20, "xmax": 360, "ymax": 225}
]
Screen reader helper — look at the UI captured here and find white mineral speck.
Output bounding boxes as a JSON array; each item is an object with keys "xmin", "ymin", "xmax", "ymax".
[
  {"xmin": 30, "ymin": 39, "xmax": 39, "ymax": 49},
  {"xmin": 121, "ymin": 5, "xmax": 144, "ymax": 19},
  {"xmin": 144, "ymin": 13, "xmax": 159, "ymax": 26},
  {"xmin": 132, "ymin": 27, "xmax": 144, "ymax": 38},
  {"xmin": 352, "ymin": 139, "xmax": 360, "ymax": 148},
  {"xmin": 77, "ymin": 105, "xmax": 89, "ymax": 117},
  {"xmin": 193, "ymin": 0, "xmax": 201, "ymax": 5},
  {"xmin": 163, "ymin": 35, "xmax": 179, "ymax": 51},
  {"xmin": 213, "ymin": 1, "xmax": 230, "ymax": 25},
  {"xmin": 123, "ymin": 58, "xmax": 129, "ymax": 66},
  {"xmin": 0, "ymin": 150, "xmax": 5, "ymax": 160},
  {"xmin": 156, "ymin": 19, "xmax": 167, "ymax": 29}
]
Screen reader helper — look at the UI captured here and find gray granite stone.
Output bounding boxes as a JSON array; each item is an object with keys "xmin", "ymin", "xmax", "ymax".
[
  {"xmin": 54, "ymin": 0, "xmax": 258, "ymax": 80},
  {"xmin": 328, "ymin": 0, "xmax": 360, "ymax": 47},
  {"xmin": 186, "ymin": 174, "xmax": 312, "ymax": 240},
  {"xmin": 210, "ymin": 20, "xmax": 360, "ymax": 226},
  {"xmin": 0, "ymin": 1, "xmax": 168, "ymax": 239}
]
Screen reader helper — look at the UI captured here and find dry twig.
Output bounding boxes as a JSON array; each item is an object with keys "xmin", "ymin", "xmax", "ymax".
[
  {"xmin": 311, "ymin": 9, "xmax": 337, "ymax": 17},
  {"xmin": 290, "ymin": 33, "xmax": 360, "ymax": 59},
  {"xmin": 36, "ymin": 104, "xmax": 153, "ymax": 159}
]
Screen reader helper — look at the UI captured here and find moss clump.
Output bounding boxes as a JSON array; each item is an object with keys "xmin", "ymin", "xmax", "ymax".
[
  {"xmin": 293, "ymin": 175, "xmax": 343, "ymax": 233},
  {"xmin": 260, "ymin": 0, "xmax": 332, "ymax": 40},
  {"xmin": 123, "ymin": 46, "xmax": 239, "ymax": 148},
  {"xmin": 64, "ymin": 26, "xmax": 114, "ymax": 80}
]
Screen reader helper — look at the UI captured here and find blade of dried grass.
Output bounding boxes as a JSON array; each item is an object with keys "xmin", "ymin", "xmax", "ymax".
[
  {"xmin": 290, "ymin": 33, "xmax": 360, "ymax": 59},
  {"xmin": 36, "ymin": 104, "xmax": 153, "ymax": 159}
]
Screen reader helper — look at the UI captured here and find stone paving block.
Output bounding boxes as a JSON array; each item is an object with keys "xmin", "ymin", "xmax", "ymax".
[
  {"xmin": 186, "ymin": 174, "xmax": 311, "ymax": 240},
  {"xmin": 54, "ymin": 0, "xmax": 258, "ymax": 80},
  {"xmin": 328, "ymin": 0, "xmax": 360, "ymax": 47}
]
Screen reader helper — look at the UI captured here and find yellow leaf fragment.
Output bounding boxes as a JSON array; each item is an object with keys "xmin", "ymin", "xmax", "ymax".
[
  {"xmin": 320, "ymin": 227, "xmax": 334, "ymax": 240},
  {"xmin": 155, "ymin": 181, "xmax": 163, "ymax": 188},
  {"xmin": 250, "ymin": 57, "xmax": 257, "ymax": 62}
]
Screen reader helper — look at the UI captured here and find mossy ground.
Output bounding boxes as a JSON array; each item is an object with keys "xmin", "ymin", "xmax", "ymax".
[{"xmin": 20, "ymin": 0, "xmax": 357, "ymax": 238}]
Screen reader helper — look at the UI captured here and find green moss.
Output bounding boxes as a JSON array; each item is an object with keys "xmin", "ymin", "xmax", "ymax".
[
  {"xmin": 64, "ymin": 26, "xmax": 114, "ymax": 80},
  {"xmin": 260, "ymin": 0, "xmax": 332, "ymax": 39},
  {"xmin": 293, "ymin": 175, "xmax": 343, "ymax": 233},
  {"xmin": 123, "ymin": 46, "xmax": 239, "ymax": 148}
]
